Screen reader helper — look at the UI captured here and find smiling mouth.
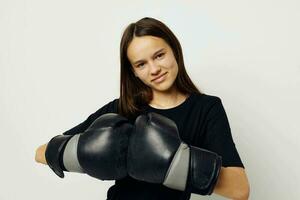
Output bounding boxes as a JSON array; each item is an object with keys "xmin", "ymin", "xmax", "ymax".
[{"xmin": 152, "ymin": 72, "xmax": 168, "ymax": 82}]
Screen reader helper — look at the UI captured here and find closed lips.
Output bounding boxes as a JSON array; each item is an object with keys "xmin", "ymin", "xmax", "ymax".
[{"xmin": 152, "ymin": 72, "xmax": 167, "ymax": 81}]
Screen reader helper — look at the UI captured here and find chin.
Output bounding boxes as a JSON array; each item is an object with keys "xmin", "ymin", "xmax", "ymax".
[{"xmin": 151, "ymin": 81, "xmax": 175, "ymax": 92}]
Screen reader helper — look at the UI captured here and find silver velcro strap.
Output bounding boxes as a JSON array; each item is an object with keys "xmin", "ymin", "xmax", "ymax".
[
  {"xmin": 63, "ymin": 134, "xmax": 84, "ymax": 173},
  {"xmin": 163, "ymin": 142, "xmax": 190, "ymax": 191}
]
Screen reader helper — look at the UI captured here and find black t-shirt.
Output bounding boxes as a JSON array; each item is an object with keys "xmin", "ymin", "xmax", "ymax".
[{"xmin": 62, "ymin": 92, "xmax": 244, "ymax": 200}]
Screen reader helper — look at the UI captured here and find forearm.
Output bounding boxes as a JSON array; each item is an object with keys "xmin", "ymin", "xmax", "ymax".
[{"xmin": 213, "ymin": 167, "xmax": 250, "ymax": 200}]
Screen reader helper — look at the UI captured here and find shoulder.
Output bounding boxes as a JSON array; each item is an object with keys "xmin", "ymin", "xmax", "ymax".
[
  {"xmin": 192, "ymin": 92, "xmax": 222, "ymax": 109},
  {"xmin": 110, "ymin": 98, "xmax": 119, "ymax": 106},
  {"xmin": 189, "ymin": 93, "xmax": 227, "ymax": 119},
  {"xmin": 92, "ymin": 97, "xmax": 120, "ymax": 115},
  {"xmin": 107, "ymin": 98, "xmax": 120, "ymax": 112}
]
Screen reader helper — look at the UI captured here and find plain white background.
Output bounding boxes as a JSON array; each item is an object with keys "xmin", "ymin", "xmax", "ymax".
[{"xmin": 1, "ymin": 0, "xmax": 299, "ymax": 199}]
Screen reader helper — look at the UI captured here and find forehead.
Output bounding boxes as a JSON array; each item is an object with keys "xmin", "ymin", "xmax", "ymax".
[{"xmin": 127, "ymin": 36, "xmax": 169, "ymax": 61}]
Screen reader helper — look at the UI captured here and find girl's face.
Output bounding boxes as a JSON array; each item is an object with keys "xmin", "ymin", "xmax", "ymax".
[{"xmin": 127, "ymin": 36, "xmax": 179, "ymax": 93}]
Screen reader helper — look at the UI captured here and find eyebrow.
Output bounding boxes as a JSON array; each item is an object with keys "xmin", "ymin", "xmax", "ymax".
[{"xmin": 132, "ymin": 48, "xmax": 165, "ymax": 65}]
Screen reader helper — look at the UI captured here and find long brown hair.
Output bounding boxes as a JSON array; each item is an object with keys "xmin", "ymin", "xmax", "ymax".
[{"xmin": 119, "ymin": 17, "xmax": 202, "ymax": 120}]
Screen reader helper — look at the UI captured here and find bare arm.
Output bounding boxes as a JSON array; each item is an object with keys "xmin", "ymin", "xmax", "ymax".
[
  {"xmin": 35, "ymin": 143, "xmax": 48, "ymax": 165},
  {"xmin": 213, "ymin": 167, "xmax": 250, "ymax": 200}
]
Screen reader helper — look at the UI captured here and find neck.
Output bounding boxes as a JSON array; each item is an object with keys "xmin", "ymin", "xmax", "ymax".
[{"xmin": 149, "ymin": 89, "xmax": 188, "ymax": 109}]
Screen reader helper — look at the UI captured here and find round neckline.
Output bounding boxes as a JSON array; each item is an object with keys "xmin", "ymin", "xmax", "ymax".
[{"xmin": 146, "ymin": 93, "xmax": 194, "ymax": 111}]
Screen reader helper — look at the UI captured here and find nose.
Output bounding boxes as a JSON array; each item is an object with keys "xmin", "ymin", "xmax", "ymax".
[{"xmin": 149, "ymin": 61, "xmax": 161, "ymax": 75}]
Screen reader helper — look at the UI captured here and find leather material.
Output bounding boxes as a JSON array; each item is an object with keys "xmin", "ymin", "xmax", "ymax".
[
  {"xmin": 128, "ymin": 112, "xmax": 222, "ymax": 196},
  {"xmin": 45, "ymin": 134, "xmax": 73, "ymax": 178},
  {"xmin": 188, "ymin": 146, "xmax": 222, "ymax": 195},
  {"xmin": 77, "ymin": 113, "xmax": 133, "ymax": 180},
  {"xmin": 163, "ymin": 142, "xmax": 190, "ymax": 191},
  {"xmin": 62, "ymin": 134, "xmax": 85, "ymax": 173},
  {"xmin": 128, "ymin": 113, "xmax": 181, "ymax": 183}
]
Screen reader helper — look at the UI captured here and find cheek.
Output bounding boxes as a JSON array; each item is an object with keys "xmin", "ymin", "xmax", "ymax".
[
  {"xmin": 135, "ymin": 71, "xmax": 149, "ymax": 83},
  {"xmin": 164, "ymin": 55, "xmax": 177, "ymax": 69},
  {"xmin": 167, "ymin": 58, "xmax": 178, "ymax": 75},
  {"xmin": 138, "ymin": 70, "xmax": 148, "ymax": 78}
]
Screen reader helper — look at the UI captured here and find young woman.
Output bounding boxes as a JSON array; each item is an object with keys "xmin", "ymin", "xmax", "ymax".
[{"xmin": 35, "ymin": 17, "xmax": 250, "ymax": 200}]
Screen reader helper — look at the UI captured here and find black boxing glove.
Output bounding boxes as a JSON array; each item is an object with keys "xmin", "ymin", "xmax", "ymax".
[
  {"xmin": 45, "ymin": 135, "xmax": 72, "ymax": 178},
  {"xmin": 128, "ymin": 112, "xmax": 222, "ymax": 195},
  {"xmin": 46, "ymin": 113, "xmax": 133, "ymax": 180}
]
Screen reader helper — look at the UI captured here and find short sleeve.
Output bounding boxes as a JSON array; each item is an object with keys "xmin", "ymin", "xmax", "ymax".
[
  {"xmin": 62, "ymin": 98, "xmax": 119, "ymax": 135},
  {"xmin": 202, "ymin": 97, "xmax": 244, "ymax": 168}
]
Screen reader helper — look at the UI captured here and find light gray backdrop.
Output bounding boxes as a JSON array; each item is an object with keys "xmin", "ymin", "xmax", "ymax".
[{"xmin": 1, "ymin": 0, "xmax": 299, "ymax": 199}]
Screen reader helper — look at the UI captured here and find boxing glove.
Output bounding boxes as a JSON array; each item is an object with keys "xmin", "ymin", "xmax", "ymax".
[
  {"xmin": 45, "ymin": 113, "xmax": 133, "ymax": 180},
  {"xmin": 127, "ymin": 112, "xmax": 222, "ymax": 195},
  {"xmin": 45, "ymin": 134, "xmax": 72, "ymax": 178}
]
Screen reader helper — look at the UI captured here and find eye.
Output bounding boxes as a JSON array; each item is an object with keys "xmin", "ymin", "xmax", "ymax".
[
  {"xmin": 156, "ymin": 53, "xmax": 164, "ymax": 59},
  {"xmin": 137, "ymin": 63, "xmax": 144, "ymax": 68}
]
